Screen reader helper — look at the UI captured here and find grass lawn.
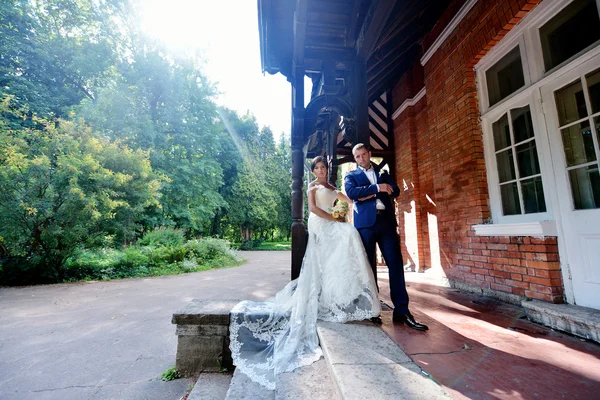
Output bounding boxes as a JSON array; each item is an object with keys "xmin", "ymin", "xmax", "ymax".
[
  {"xmin": 257, "ymin": 241, "xmax": 291, "ymax": 251},
  {"xmin": 231, "ymin": 241, "xmax": 291, "ymax": 251}
]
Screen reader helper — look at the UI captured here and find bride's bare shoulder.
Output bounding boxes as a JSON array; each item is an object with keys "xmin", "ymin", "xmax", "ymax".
[{"xmin": 308, "ymin": 180, "xmax": 321, "ymax": 192}]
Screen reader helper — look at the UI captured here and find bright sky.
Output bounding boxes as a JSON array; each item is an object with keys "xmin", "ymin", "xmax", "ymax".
[{"xmin": 140, "ymin": 0, "xmax": 311, "ymax": 140}]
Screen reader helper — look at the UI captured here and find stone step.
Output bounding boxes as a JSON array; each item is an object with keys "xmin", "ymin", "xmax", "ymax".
[
  {"xmin": 225, "ymin": 368, "xmax": 274, "ymax": 400},
  {"xmin": 316, "ymin": 320, "xmax": 452, "ymax": 400},
  {"xmin": 223, "ymin": 357, "xmax": 339, "ymax": 400},
  {"xmin": 522, "ymin": 299, "xmax": 600, "ymax": 342},
  {"xmin": 187, "ymin": 373, "xmax": 233, "ymax": 400},
  {"xmin": 275, "ymin": 358, "xmax": 339, "ymax": 400}
]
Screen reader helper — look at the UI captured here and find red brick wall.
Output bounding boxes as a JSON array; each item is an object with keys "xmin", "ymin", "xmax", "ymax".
[
  {"xmin": 391, "ymin": 0, "xmax": 563, "ymax": 303},
  {"xmin": 391, "ymin": 62, "xmax": 424, "ymax": 111},
  {"xmin": 394, "ymin": 97, "xmax": 427, "ymax": 272}
]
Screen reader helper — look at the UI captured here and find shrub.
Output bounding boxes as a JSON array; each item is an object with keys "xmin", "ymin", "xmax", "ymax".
[
  {"xmin": 54, "ymin": 237, "xmax": 243, "ymax": 283},
  {"xmin": 185, "ymin": 238, "xmax": 241, "ymax": 265},
  {"xmin": 239, "ymin": 238, "xmax": 264, "ymax": 250},
  {"xmin": 137, "ymin": 227, "xmax": 185, "ymax": 247},
  {"xmin": 0, "ymin": 107, "xmax": 162, "ymax": 286}
]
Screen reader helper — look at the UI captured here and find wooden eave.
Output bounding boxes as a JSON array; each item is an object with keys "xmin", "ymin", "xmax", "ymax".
[{"xmin": 258, "ymin": 0, "xmax": 452, "ymax": 97}]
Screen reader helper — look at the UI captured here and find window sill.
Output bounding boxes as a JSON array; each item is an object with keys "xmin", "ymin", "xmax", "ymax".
[{"xmin": 473, "ymin": 221, "xmax": 558, "ymax": 237}]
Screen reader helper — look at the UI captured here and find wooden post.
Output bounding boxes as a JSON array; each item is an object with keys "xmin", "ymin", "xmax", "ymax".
[
  {"xmin": 291, "ymin": 68, "xmax": 307, "ymax": 281},
  {"xmin": 354, "ymin": 61, "xmax": 370, "ymax": 146},
  {"xmin": 290, "ymin": 0, "xmax": 308, "ymax": 280}
]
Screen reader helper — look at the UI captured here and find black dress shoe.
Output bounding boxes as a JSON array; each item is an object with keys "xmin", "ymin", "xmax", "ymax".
[
  {"xmin": 370, "ymin": 316, "xmax": 383, "ymax": 325},
  {"xmin": 392, "ymin": 312, "xmax": 429, "ymax": 331}
]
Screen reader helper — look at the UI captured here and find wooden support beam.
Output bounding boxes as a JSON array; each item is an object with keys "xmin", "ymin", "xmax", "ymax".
[
  {"xmin": 355, "ymin": 0, "xmax": 398, "ymax": 61},
  {"xmin": 354, "ymin": 61, "xmax": 370, "ymax": 146},
  {"xmin": 290, "ymin": 0, "xmax": 308, "ymax": 281},
  {"xmin": 367, "ymin": 31, "xmax": 419, "ymax": 74},
  {"xmin": 367, "ymin": 52, "xmax": 413, "ymax": 102},
  {"xmin": 385, "ymin": 88, "xmax": 396, "ymax": 181},
  {"xmin": 345, "ymin": 0, "xmax": 362, "ymax": 47},
  {"xmin": 372, "ymin": 0, "xmax": 422, "ymax": 53},
  {"xmin": 304, "ymin": 47, "xmax": 355, "ymax": 63}
]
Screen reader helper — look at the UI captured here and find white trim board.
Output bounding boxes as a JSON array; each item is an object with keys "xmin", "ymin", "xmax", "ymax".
[
  {"xmin": 420, "ymin": 0, "xmax": 479, "ymax": 66},
  {"xmin": 391, "ymin": 88, "xmax": 426, "ymax": 120},
  {"xmin": 473, "ymin": 221, "xmax": 558, "ymax": 237}
]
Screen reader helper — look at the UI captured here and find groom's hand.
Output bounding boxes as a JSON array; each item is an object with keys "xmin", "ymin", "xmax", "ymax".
[{"xmin": 378, "ymin": 183, "xmax": 394, "ymax": 195}]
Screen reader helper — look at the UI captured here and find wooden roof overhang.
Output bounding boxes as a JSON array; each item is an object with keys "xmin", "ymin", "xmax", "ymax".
[{"xmin": 257, "ymin": 0, "xmax": 451, "ymax": 159}]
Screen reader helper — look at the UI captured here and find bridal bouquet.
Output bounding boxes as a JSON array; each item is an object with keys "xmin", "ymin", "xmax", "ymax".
[{"xmin": 329, "ymin": 201, "xmax": 349, "ymax": 220}]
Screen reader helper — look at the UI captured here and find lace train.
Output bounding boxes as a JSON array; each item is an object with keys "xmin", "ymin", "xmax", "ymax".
[{"xmin": 229, "ymin": 187, "xmax": 380, "ymax": 390}]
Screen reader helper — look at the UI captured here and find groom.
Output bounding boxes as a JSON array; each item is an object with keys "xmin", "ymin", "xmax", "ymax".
[{"xmin": 344, "ymin": 143, "xmax": 428, "ymax": 331}]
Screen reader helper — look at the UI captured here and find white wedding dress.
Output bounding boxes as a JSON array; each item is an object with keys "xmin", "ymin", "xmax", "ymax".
[{"xmin": 229, "ymin": 185, "xmax": 381, "ymax": 390}]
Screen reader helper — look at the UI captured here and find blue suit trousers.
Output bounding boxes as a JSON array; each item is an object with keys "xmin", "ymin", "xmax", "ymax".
[{"xmin": 358, "ymin": 214, "xmax": 409, "ymax": 314}]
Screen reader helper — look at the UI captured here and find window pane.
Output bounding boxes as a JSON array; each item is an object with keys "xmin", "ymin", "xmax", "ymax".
[
  {"xmin": 516, "ymin": 141, "xmax": 541, "ymax": 178},
  {"xmin": 493, "ymin": 114, "xmax": 511, "ymax": 150},
  {"xmin": 501, "ymin": 182, "xmax": 521, "ymax": 215},
  {"xmin": 587, "ymin": 68, "xmax": 600, "ymax": 114},
  {"xmin": 511, "ymin": 105, "xmax": 534, "ymax": 143},
  {"xmin": 540, "ymin": 0, "xmax": 600, "ymax": 72},
  {"xmin": 521, "ymin": 177, "xmax": 547, "ymax": 214},
  {"xmin": 486, "ymin": 46, "xmax": 525, "ymax": 106},
  {"xmin": 569, "ymin": 164, "xmax": 600, "ymax": 209},
  {"xmin": 555, "ymin": 79, "xmax": 587, "ymax": 126},
  {"xmin": 497, "ymin": 149, "xmax": 516, "ymax": 183},
  {"xmin": 561, "ymin": 121, "xmax": 596, "ymax": 167}
]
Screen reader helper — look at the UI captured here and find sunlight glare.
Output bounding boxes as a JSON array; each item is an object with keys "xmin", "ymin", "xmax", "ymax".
[{"xmin": 138, "ymin": 0, "xmax": 314, "ymax": 139}]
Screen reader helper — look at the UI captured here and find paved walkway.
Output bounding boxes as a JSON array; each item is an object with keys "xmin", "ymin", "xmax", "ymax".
[
  {"xmin": 377, "ymin": 268, "xmax": 600, "ymax": 399},
  {"xmin": 0, "ymin": 252, "xmax": 290, "ymax": 400},
  {"xmin": 2, "ymin": 251, "xmax": 600, "ymax": 400}
]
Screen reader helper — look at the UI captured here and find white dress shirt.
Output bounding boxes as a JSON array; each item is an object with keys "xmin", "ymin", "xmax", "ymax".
[{"xmin": 359, "ymin": 165, "xmax": 386, "ymax": 210}]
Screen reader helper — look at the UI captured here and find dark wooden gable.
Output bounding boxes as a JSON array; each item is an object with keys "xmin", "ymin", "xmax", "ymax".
[{"xmin": 258, "ymin": 0, "xmax": 451, "ymax": 158}]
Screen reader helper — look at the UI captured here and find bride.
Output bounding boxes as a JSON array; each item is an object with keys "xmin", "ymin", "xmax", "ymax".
[{"xmin": 229, "ymin": 156, "xmax": 381, "ymax": 390}]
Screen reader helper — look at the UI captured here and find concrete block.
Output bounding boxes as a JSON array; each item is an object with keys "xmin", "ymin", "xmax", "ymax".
[
  {"xmin": 172, "ymin": 299, "xmax": 240, "ymax": 325},
  {"xmin": 176, "ymin": 324, "xmax": 229, "ymax": 336},
  {"xmin": 176, "ymin": 335, "xmax": 227, "ymax": 375},
  {"xmin": 522, "ymin": 299, "xmax": 600, "ymax": 342},
  {"xmin": 173, "ymin": 299, "xmax": 240, "ymax": 376}
]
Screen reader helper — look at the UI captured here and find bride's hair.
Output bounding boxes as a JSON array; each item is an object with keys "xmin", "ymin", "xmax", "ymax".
[{"xmin": 310, "ymin": 156, "xmax": 327, "ymax": 172}]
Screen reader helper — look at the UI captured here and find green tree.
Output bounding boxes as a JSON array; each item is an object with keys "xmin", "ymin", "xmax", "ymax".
[
  {"xmin": 227, "ymin": 160, "xmax": 278, "ymax": 241},
  {"xmin": 79, "ymin": 43, "xmax": 224, "ymax": 235},
  {"xmin": 0, "ymin": 0, "xmax": 118, "ymax": 120},
  {"xmin": 0, "ymin": 100, "xmax": 163, "ymax": 284},
  {"xmin": 273, "ymin": 134, "xmax": 292, "ymax": 240}
]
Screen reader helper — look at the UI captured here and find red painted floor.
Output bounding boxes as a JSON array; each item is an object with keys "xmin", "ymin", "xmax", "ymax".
[{"xmin": 376, "ymin": 268, "xmax": 600, "ymax": 400}]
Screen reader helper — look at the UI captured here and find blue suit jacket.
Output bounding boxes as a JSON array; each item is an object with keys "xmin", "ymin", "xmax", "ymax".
[{"xmin": 344, "ymin": 167, "xmax": 400, "ymax": 229}]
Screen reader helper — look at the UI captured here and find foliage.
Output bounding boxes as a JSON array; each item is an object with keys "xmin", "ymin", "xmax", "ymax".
[
  {"xmin": 0, "ymin": 0, "xmax": 118, "ymax": 120},
  {"xmin": 233, "ymin": 240, "xmax": 291, "ymax": 251},
  {"xmin": 213, "ymin": 110, "xmax": 290, "ymax": 242},
  {"xmin": 60, "ymin": 236, "xmax": 242, "ymax": 282},
  {"xmin": 136, "ymin": 227, "xmax": 185, "ymax": 247},
  {"xmin": 0, "ymin": 101, "xmax": 162, "ymax": 284},
  {"xmin": 239, "ymin": 239, "xmax": 264, "ymax": 251},
  {"xmin": 0, "ymin": 0, "xmax": 293, "ymax": 285},
  {"xmin": 161, "ymin": 366, "xmax": 181, "ymax": 381},
  {"xmin": 256, "ymin": 241, "xmax": 291, "ymax": 251}
]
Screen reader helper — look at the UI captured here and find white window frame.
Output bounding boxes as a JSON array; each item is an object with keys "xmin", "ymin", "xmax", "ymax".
[
  {"xmin": 475, "ymin": 0, "xmax": 600, "ymax": 232},
  {"xmin": 480, "ymin": 90, "xmax": 553, "ymax": 225}
]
